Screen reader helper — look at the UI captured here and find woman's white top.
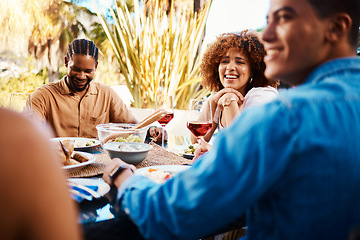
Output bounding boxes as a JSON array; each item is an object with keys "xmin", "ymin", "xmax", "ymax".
[{"xmin": 242, "ymin": 86, "xmax": 278, "ymax": 109}]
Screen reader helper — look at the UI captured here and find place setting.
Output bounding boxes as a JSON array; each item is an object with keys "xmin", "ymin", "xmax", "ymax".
[
  {"xmin": 51, "ymin": 137, "xmax": 101, "ymax": 152},
  {"xmin": 54, "ymin": 97, "xmax": 195, "ymax": 201}
]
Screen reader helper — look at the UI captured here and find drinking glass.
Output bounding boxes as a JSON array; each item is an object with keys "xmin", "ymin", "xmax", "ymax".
[
  {"xmin": 187, "ymin": 99, "xmax": 213, "ymax": 142},
  {"xmin": 155, "ymin": 95, "xmax": 174, "ymax": 148}
]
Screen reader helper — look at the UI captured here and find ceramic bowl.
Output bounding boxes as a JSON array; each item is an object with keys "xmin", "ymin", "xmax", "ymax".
[{"xmin": 102, "ymin": 142, "xmax": 153, "ymax": 165}]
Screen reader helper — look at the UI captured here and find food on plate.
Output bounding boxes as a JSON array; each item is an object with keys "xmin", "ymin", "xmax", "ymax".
[
  {"xmin": 55, "ymin": 141, "xmax": 67, "ymax": 165},
  {"xmin": 73, "ymin": 139, "xmax": 97, "ymax": 147},
  {"xmin": 114, "ymin": 135, "xmax": 142, "ymax": 143},
  {"xmin": 62, "ymin": 139, "xmax": 75, "ymax": 156},
  {"xmin": 184, "ymin": 144, "xmax": 199, "ymax": 155},
  {"xmin": 72, "ymin": 152, "xmax": 89, "ymax": 163},
  {"xmin": 141, "ymin": 168, "xmax": 173, "ymax": 183},
  {"xmin": 54, "ymin": 140, "xmax": 90, "ymax": 166},
  {"xmin": 68, "ymin": 158, "xmax": 82, "ymax": 165},
  {"xmin": 64, "ymin": 138, "xmax": 98, "ymax": 148}
]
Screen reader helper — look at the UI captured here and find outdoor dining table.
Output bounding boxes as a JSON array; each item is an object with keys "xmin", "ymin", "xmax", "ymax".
[{"xmin": 66, "ymin": 140, "xmax": 193, "ymax": 240}]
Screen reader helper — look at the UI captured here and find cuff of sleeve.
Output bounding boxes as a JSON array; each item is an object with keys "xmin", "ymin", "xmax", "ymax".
[{"xmin": 116, "ymin": 175, "xmax": 158, "ymax": 214}]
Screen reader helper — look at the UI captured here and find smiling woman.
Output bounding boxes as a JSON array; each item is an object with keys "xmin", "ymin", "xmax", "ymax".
[{"xmin": 190, "ymin": 30, "xmax": 279, "ymax": 144}]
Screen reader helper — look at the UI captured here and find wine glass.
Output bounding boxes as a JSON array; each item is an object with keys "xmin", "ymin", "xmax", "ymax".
[
  {"xmin": 187, "ymin": 99, "xmax": 213, "ymax": 142},
  {"xmin": 155, "ymin": 95, "xmax": 174, "ymax": 148}
]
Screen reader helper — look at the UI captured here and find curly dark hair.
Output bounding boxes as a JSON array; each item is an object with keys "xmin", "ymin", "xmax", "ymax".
[{"xmin": 200, "ymin": 30, "xmax": 278, "ymax": 93}]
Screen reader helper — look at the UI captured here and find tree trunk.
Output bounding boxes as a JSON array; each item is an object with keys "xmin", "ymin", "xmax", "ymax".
[
  {"xmin": 194, "ymin": 0, "xmax": 205, "ymax": 12},
  {"xmin": 48, "ymin": 39, "xmax": 61, "ymax": 82},
  {"xmin": 48, "ymin": 68, "xmax": 60, "ymax": 83}
]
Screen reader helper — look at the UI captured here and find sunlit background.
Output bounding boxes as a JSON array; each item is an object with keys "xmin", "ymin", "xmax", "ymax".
[{"xmin": 0, "ymin": 0, "xmax": 358, "ymax": 110}]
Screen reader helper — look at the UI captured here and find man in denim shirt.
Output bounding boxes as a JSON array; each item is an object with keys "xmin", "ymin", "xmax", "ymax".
[{"xmin": 102, "ymin": 0, "xmax": 360, "ymax": 239}]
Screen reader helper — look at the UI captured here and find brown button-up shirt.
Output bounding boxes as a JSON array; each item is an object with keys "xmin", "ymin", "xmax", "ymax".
[{"xmin": 29, "ymin": 77, "xmax": 137, "ymax": 138}]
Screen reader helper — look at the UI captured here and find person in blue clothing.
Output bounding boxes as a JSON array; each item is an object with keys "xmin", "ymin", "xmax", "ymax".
[{"xmin": 102, "ymin": 0, "xmax": 360, "ymax": 239}]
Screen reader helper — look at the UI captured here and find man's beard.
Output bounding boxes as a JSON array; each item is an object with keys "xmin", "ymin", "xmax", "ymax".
[{"xmin": 68, "ymin": 75, "xmax": 92, "ymax": 92}]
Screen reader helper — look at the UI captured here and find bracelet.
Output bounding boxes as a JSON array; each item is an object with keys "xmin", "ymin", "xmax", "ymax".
[
  {"xmin": 222, "ymin": 97, "xmax": 238, "ymax": 107},
  {"xmin": 109, "ymin": 164, "xmax": 134, "ymax": 186}
]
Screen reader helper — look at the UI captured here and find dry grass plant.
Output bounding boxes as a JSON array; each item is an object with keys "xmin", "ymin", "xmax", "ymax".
[{"xmin": 93, "ymin": 0, "xmax": 212, "ymax": 109}]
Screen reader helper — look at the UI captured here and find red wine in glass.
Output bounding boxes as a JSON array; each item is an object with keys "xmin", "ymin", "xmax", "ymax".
[
  {"xmin": 187, "ymin": 121, "xmax": 213, "ymax": 138},
  {"xmin": 158, "ymin": 113, "xmax": 174, "ymax": 127},
  {"xmin": 155, "ymin": 95, "xmax": 174, "ymax": 148}
]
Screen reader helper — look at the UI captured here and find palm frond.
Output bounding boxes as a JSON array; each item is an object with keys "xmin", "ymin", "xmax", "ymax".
[{"xmin": 94, "ymin": 0, "xmax": 212, "ymax": 109}]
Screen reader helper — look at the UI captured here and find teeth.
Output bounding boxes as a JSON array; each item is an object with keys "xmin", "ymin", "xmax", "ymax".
[
  {"xmin": 266, "ymin": 49, "xmax": 279, "ymax": 56},
  {"xmin": 225, "ymin": 75, "xmax": 238, "ymax": 79}
]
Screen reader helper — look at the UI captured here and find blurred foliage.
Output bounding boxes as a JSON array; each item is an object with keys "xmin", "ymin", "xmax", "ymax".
[
  {"xmin": 94, "ymin": 0, "xmax": 212, "ymax": 110},
  {"xmin": 0, "ymin": 56, "xmax": 47, "ymax": 109},
  {"xmin": 2, "ymin": 0, "xmax": 211, "ymax": 111},
  {"xmin": 1, "ymin": 0, "xmax": 99, "ymax": 82},
  {"xmin": 0, "ymin": 0, "xmax": 53, "ymax": 54}
]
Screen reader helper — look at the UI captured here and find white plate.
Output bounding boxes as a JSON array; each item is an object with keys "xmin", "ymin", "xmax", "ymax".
[
  {"xmin": 136, "ymin": 165, "xmax": 191, "ymax": 176},
  {"xmin": 136, "ymin": 165, "xmax": 190, "ymax": 183},
  {"xmin": 67, "ymin": 178, "xmax": 110, "ymax": 197},
  {"xmin": 63, "ymin": 151, "xmax": 96, "ymax": 173},
  {"xmin": 51, "ymin": 137, "xmax": 101, "ymax": 151},
  {"xmin": 170, "ymin": 145, "xmax": 196, "ymax": 159}
]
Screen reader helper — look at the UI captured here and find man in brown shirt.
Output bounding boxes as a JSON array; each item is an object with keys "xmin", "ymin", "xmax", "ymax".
[{"xmin": 28, "ymin": 39, "xmax": 137, "ymax": 138}]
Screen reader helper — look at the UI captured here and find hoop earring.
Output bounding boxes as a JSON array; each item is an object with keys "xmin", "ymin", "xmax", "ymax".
[{"xmin": 249, "ymin": 77, "xmax": 253, "ymax": 83}]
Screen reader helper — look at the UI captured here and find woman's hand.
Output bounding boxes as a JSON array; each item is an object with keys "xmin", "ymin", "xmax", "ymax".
[
  {"xmin": 211, "ymin": 88, "xmax": 244, "ymax": 109},
  {"xmin": 103, "ymin": 158, "xmax": 136, "ymax": 189},
  {"xmin": 218, "ymin": 92, "xmax": 242, "ymax": 111},
  {"xmin": 193, "ymin": 137, "xmax": 212, "ymax": 162}
]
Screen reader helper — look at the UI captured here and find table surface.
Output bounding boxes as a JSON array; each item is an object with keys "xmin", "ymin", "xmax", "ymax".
[
  {"xmin": 72, "ymin": 136, "xmax": 245, "ymax": 240},
  {"xmin": 72, "ymin": 136, "xmax": 193, "ymax": 240},
  {"xmin": 79, "ymin": 182, "xmax": 145, "ymax": 240}
]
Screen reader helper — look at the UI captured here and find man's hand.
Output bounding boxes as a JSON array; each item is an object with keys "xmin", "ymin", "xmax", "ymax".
[
  {"xmin": 102, "ymin": 158, "xmax": 136, "ymax": 188},
  {"xmin": 193, "ymin": 137, "xmax": 212, "ymax": 162}
]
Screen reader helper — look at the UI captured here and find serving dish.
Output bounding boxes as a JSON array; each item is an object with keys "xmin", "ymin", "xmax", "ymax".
[
  {"xmin": 103, "ymin": 142, "xmax": 153, "ymax": 165},
  {"xmin": 96, "ymin": 123, "xmax": 148, "ymax": 145}
]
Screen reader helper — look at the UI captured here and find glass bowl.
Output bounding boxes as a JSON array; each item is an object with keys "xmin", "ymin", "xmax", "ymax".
[{"xmin": 96, "ymin": 123, "xmax": 148, "ymax": 145}]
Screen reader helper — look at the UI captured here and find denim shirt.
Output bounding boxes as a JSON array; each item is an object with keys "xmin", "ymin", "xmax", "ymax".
[{"xmin": 119, "ymin": 58, "xmax": 360, "ymax": 240}]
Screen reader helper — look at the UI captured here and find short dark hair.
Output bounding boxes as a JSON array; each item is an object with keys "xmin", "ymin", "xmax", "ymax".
[
  {"xmin": 66, "ymin": 39, "xmax": 99, "ymax": 62},
  {"xmin": 308, "ymin": 0, "xmax": 360, "ymax": 47}
]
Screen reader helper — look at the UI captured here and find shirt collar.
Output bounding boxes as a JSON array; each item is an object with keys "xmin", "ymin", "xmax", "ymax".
[
  {"xmin": 304, "ymin": 57, "xmax": 360, "ymax": 85},
  {"xmin": 59, "ymin": 76, "xmax": 98, "ymax": 96}
]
